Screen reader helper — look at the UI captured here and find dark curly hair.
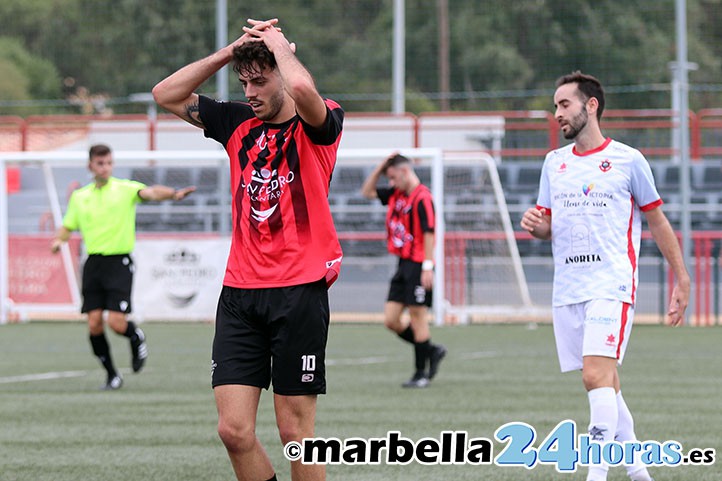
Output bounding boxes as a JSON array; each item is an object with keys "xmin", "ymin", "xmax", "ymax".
[{"xmin": 232, "ymin": 42, "xmax": 277, "ymax": 78}]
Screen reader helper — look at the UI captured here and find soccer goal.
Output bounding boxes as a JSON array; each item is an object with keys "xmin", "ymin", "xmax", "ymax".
[
  {"xmin": 327, "ymin": 148, "xmax": 536, "ymax": 325},
  {"xmin": 0, "ymin": 150, "xmax": 229, "ymax": 324},
  {"xmin": 1, "ymin": 148, "xmax": 535, "ymax": 324},
  {"xmin": 440, "ymin": 152, "xmax": 536, "ymax": 323}
]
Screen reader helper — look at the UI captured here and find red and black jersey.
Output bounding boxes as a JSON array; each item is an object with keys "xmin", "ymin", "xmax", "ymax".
[
  {"xmin": 377, "ymin": 184, "xmax": 435, "ymax": 263},
  {"xmin": 199, "ymin": 95, "xmax": 344, "ymax": 288}
]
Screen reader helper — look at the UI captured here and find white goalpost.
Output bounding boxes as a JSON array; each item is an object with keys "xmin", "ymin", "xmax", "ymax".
[
  {"xmin": 0, "ymin": 149, "xmax": 228, "ymax": 324},
  {"xmin": 1, "ymin": 148, "xmax": 536, "ymax": 324},
  {"xmin": 328, "ymin": 148, "xmax": 536, "ymax": 325},
  {"xmin": 431, "ymin": 151, "xmax": 535, "ymax": 323}
]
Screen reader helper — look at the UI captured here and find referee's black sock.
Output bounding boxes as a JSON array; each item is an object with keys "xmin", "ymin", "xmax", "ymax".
[
  {"xmin": 414, "ymin": 340, "xmax": 431, "ymax": 375},
  {"xmin": 89, "ymin": 333, "xmax": 118, "ymax": 378},
  {"xmin": 397, "ymin": 326, "xmax": 415, "ymax": 344},
  {"xmin": 123, "ymin": 320, "xmax": 138, "ymax": 341}
]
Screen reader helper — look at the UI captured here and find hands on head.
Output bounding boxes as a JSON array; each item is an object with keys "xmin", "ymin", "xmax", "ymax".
[
  {"xmin": 237, "ymin": 18, "xmax": 296, "ymax": 54},
  {"xmin": 382, "ymin": 152, "xmax": 400, "ymax": 171}
]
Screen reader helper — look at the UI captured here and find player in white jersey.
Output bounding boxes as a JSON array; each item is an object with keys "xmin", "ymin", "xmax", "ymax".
[{"xmin": 521, "ymin": 71, "xmax": 690, "ymax": 481}]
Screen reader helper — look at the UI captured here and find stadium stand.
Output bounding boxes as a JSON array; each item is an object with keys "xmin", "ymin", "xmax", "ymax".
[
  {"xmin": 196, "ymin": 166, "xmax": 220, "ymax": 194},
  {"xmin": 163, "ymin": 167, "xmax": 194, "ymax": 190},
  {"xmin": 512, "ymin": 165, "xmax": 541, "ymax": 195},
  {"xmin": 131, "ymin": 167, "xmax": 157, "ymax": 186},
  {"xmin": 135, "ymin": 201, "xmax": 165, "ymax": 232},
  {"xmin": 7, "ymin": 159, "xmax": 721, "ymax": 239},
  {"xmin": 416, "ymin": 165, "xmax": 431, "ymax": 186},
  {"xmin": 695, "ymin": 164, "xmax": 722, "ymax": 192}
]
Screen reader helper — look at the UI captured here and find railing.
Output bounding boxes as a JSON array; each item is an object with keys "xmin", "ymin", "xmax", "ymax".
[
  {"xmin": 2, "ymin": 109, "xmax": 722, "ymax": 161},
  {"xmin": 336, "ymin": 230, "xmax": 722, "ymax": 326}
]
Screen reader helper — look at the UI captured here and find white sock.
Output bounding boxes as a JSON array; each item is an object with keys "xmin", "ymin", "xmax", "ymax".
[
  {"xmin": 586, "ymin": 387, "xmax": 618, "ymax": 481},
  {"xmin": 617, "ymin": 392, "xmax": 653, "ymax": 481}
]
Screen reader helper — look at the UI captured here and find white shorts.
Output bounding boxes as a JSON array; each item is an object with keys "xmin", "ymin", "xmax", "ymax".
[{"xmin": 552, "ymin": 299, "xmax": 634, "ymax": 373}]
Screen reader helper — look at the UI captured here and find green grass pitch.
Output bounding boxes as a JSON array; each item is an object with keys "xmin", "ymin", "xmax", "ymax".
[{"xmin": 1, "ymin": 322, "xmax": 720, "ymax": 480}]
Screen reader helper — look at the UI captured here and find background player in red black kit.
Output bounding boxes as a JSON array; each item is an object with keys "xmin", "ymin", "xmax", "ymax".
[
  {"xmin": 361, "ymin": 153, "xmax": 446, "ymax": 388},
  {"xmin": 153, "ymin": 18, "xmax": 343, "ymax": 481}
]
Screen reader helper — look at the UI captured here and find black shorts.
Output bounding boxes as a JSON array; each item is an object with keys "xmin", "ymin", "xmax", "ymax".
[
  {"xmin": 211, "ymin": 279, "xmax": 330, "ymax": 395},
  {"xmin": 81, "ymin": 254, "xmax": 134, "ymax": 314},
  {"xmin": 387, "ymin": 258, "xmax": 432, "ymax": 307}
]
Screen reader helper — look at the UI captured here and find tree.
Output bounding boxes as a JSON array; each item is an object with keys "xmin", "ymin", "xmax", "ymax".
[
  {"xmin": 1, "ymin": 0, "xmax": 722, "ymax": 113},
  {"xmin": 0, "ymin": 37, "xmax": 61, "ymax": 101}
]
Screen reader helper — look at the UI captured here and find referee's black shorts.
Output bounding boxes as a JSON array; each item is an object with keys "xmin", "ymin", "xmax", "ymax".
[
  {"xmin": 81, "ymin": 254, "xmax": 134, "ymax": 314},
  {"xmin": 387, "ymin": 258, "xmax": 432, "ymax": 307},
  {"xmin": 211, "ymin": 279, "xmax": 330, "ymax": 396}
]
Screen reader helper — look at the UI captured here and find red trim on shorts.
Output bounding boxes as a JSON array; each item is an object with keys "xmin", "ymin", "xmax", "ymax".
[
  {"xmin": 626, "ymin": 195, "xmax": 638, "ymax": 303},
  {"xmin": 617, "ymin": 302, "xmax": 631, "ymax": 359}
]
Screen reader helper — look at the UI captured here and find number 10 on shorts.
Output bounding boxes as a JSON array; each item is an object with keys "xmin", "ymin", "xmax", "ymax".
[
  {"xmin": 301, "ymin": 354, "xmax": 316, "ymax": 372},
  {"xmin": 300, "ymin": 354, "xmax": 316, "ymax": 383}
]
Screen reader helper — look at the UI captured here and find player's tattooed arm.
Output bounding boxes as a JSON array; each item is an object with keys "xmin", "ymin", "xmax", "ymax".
[{"xmin": 184, "ymin": 101, "xmax": 204, "ymax": 128}]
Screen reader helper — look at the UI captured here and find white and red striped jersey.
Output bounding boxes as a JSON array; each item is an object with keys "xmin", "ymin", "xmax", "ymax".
[{"xmin": 536, "ymin": 138, "xmax": 662, "ymax": 307}]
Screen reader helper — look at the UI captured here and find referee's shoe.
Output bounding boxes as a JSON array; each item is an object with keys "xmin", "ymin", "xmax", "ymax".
[
  {"xmin": 428, "ymin": 344, "xmax": 447, "ymax": 379},
  {"xmin": 103, "ymin": 374, "xmax": 123, "ymax": 391},
  {"xmin": 402, "ymin": 371, "xmax": 430, "ymax": 388},
  {"xmin": 130, "ymin": 327, "xmax": 148, "ymax": 373}
]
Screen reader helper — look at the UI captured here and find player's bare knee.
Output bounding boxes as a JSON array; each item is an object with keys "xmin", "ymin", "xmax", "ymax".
[
  {"xmin": 88, "ymin": 324, "xmax": 104, "ymax": 336},
  {"xmin": 217, "ymin": 420, "xmax": 256, "ymax": 453},
  {"xmin": 106, "ymin": 313, "xmax": 127, "ymax": 333},
  {"xmin": 275, "ymin": 403, "xmax": 314, "ymax": 445},
  {"xmin": 384, "ymin": 317, "xmax": 402, "ymax": 332},
  {"xmin": 582, "ymin": 368, "xmax": 613, "ymax": 391},
  {"xmin": 276, "ymin": 418, "xmax": 311, "ymax": 446},
  {"xmin": 86, "ymin": 310, "xmax": 103, "ymax": 330}
]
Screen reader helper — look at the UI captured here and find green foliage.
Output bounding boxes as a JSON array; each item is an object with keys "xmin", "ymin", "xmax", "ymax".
[
  {"xmin": 0, "ymin": 59, "xmax": 29, "ymax": 101},
  {"xmin": 0, "ymin": 0, "xmax": 721, "ymax": 112},
  {"xmin": 0, "ymin": 37, "xmax": 61, "ymax": 100}
]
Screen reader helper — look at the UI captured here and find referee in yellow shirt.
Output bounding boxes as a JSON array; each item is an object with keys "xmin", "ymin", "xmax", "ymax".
[{"xmin": 51, "ymin": 144, "xmax": 195, "ymax": 390}]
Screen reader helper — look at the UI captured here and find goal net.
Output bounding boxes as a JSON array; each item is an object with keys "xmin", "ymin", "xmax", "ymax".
[
  {"xmin": 1, "ymin": 148, "xmax": 536, "ymax": 324},
  {"xmin": 441, "ymin": 152, "xmax": 536, "ymax": 322},
  {"xmin": 328, "ymin": 149, "xmax": 535, "ymax": 324},
  {"xmin": 0, "ymin": 150, "xmax": 229, "ymax": 323}
]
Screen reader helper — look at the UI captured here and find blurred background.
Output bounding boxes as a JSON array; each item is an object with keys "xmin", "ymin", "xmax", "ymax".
[
  {"xmin": 2, "ymin": 0, "xmax": 722, "ymax": 325},
  {"xmin": 1, "ymin": 0, "xmax": 721, "ymax": 114}
]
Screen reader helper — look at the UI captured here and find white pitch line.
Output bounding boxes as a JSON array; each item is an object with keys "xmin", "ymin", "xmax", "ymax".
[
  {"xmin": 0, "ymin": 370, "xmax": 89, "ymax": 384},
  {"xmin": 327, "ymin": 351, "xmax": 498, "ymax": 366},
  {"xmin": 327, "ymin": 356, "xmax": 396, "ymax": 366},
  {"xmin": 456, "ymin": 350, "xmax": 498, "ymax": 360},
  {"xmin": 1, "ymin": 353, "xmax": 498, "ymax": 383}
]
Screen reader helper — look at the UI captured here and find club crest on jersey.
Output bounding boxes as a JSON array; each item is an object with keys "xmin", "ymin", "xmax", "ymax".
[
  {"xmin": 599, "ymin": 159, "xmax": 612, "ymax": 172},
  {"xmin": 251, "ymin": 168, "xmax": 274, "ymax": 184},
  {"xmin": 389, "ymin": 219, "xmax": 413, "ymax": 248}
]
